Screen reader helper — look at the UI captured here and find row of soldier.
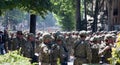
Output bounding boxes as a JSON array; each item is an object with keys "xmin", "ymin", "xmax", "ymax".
[{"xmin": 0, "ymin": 30, "xmax": 118, "ymax": 65}]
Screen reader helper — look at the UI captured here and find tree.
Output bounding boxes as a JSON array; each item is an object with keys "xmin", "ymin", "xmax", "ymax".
[
  {"xmin": 76, "ymin": 0, "xmax": 81, "ymax": 31},
  {"xmin": 82, "ymin": 0, "xmax": 106, "ymax": 32},
  {"xmin": 0, "ymin": 0, "xmax": 53, "ymax": 60},
  {"xmin": 0, "ymin": 0, "xmax": 53, "ymax": 32},
  {"xmin": 2, "ymin": 9, "xmax": 27, "ymax": 30},
  {"xmin": 51, "ymin": 0, "xmax": 75, "ymax": 31},
  {"xmin": 106, "ymin": 0, "xmax": 112, "ymax": 31},
  {"xmin": 92, "ymin": 0, "xmax": 106, "ymax": 32},
  {"xmin": 84, "ymin": 0, "xmax": 87, "ymax": 30},
  {"xmin": 91, "ymin": 0, "xmax": 99, "ymax": 32}
]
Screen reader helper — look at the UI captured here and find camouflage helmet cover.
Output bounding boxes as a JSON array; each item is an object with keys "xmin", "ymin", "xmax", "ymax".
[
  {"xmin": 56, "ymin": 35, "xmax": 64, "ymax": 41},
  {"xmin": 104, "ymin": 34, "xmax": 114, "ymax": 40},
  {"xmin": 42, "ymin": 33, "xmax": 52, "ymax": 41},
  {"xmin": 27, "ymin": 33, "xmax": 34, "ymax": 37},
  {"xmin": 79, "ymin": 30, "xmax": 87, "ymax": 36}
]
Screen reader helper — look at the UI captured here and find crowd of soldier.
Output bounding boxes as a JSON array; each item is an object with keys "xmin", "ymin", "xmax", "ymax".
[{"xmin": 0, "ymin": 30, "xmax": 118, "ymax": 65}]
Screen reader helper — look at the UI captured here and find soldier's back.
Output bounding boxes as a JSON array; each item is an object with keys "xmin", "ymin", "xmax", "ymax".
[{"xmin": 91, "ymin": 43, "xmax": 100, "ymax": 63}]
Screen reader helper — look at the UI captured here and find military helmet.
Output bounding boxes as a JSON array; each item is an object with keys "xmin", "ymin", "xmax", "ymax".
[
  {"xmin": 17, "ymin": 31, "xmax": 23, "ymax": 35},
  {"xmin": 90, "ymin": 36, "xmax": 99, "ymax": 41},
  {"xmin": 54, "ymin": 31, "xmax": 62, "ymax": 38},
  {"xmin": 56, "ymin": 35, "xmax": 64, "ymax": 41},
  {"xmin": 75, "ymin": 31, "xmax": 79, "ymax": 35},
  {"xmin": 90, "ymin": 37, "xmax": 94, "ymax": 41},
  {"xmin": 28, "ymin": 33, "xmax": 34, "ymax": 37},
  {"xmin": 42, "ymin": 33, "xmax": 52, "ymax": 41},
  {"xmin": 87, "ymin": 31, "xmax": 92, "ymax": 35},
  {"xmin": 79, "ymin": 30, "xmax": 87, "ymax": 36},
  {"xmin": 104, "ymin": 34, "xmax": 114, "ymax": 40},
  {"xmin": 67, "ymin": 32, "xmax": 71, "ymax": 36},
  {"xmin": 56, "ymin": 31, "xmax": 61, "ymax": 35}
]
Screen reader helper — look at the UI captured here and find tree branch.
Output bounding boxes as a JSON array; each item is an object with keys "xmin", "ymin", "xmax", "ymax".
[{"xmin": 98, "ymin": 0, "xmax": 105, "ymax": 11}]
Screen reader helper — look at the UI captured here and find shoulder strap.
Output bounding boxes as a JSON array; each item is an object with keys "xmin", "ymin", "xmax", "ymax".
[
  {"xmin": 74, "ymin": 41, "xmax": 81, "ymax": 50},
  {"xmin": 63, "ymin": 45, "xmax": 68, "ymax": 52}
]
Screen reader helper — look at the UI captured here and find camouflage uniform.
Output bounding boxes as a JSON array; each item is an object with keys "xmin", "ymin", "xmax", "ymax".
[
  {"xmin": 35, "ymin": 37, "xmax": 42, "ymax": 53},
  {"xmin": 11, "ymin": 31, "xmax": 26, "ymax": 54},
  {"xmin": 73, "ymin": 30, "xmax": 92, "ymax": 65},
  {"xmin": 35, "ymin": 37, "xmax": 42, "ymax": 62},
  {"xmin": 8, "ymin": 32, "xmax": 15, "ymax": 51},
  {"xmin": 3, "ymin": 29, "xmax": 9, "ymax": 53},
  {"xmin": 98, "ymin": 41, "xmax": 106, "ymax": 64},
  {"xmin": 90, "ymin": 36, "xmax": 100, "ymax": 63},
  {"xmin": 40, "ymin": 33, "xmax": 59, "ymax": 65},
  {"xmin": 23, "ymin": 33, "xmax": 34, "ymax": 58},
  {"xmin": 99, "ymin": 34, "xmax": 114, "ymax": 64},
  {"xmin": 65, "ymin": 33, "xmax": 74, "ymax": 56},
  {"xmin": 56, "ymin": 35, "xmax": 68, "ymax": 65}
]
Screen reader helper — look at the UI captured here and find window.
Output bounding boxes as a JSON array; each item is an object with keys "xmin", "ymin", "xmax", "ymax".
[{"xmin": 113, "ymin": 8, "xmax": 118, "ymax": 16}]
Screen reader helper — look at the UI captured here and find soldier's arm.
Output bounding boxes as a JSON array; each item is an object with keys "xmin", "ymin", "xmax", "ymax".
[
  {"xmin": 86, "ymin": 42, "xmax": 92, "ymax": 63},
  {"xmin": 73, "ymin": 40, "xmax": 80, "ymax": 57},
  {"xmin": 98, "ymin": 46, "xmax": 111, "ymax": 55},
  {"xmin": 54, "ymin": 44, "xmax": 60, "ymax": 58},
  {"xmin": 73, "ymin": 40, "xmax": 78, "ymax": 49}
]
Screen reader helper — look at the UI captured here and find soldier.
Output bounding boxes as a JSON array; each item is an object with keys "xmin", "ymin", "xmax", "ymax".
[
  {"xmin": 35, "ymin": 37, "xmax": 42, "ymax": 53},
  {"xmin": 73, "ymin": 30, "xmax": 92, "ymax": 65},
  {"xmin": 56, "ymin": 35, "xmax": 68, "ymax": 65},
  {"xmin": 35, "ymin": 36, "xmax": 42, "ymax": 63},
  {"xmin": 99, "ymin": 34, "xmax": 114, "ymax": 64},
  {"xmin": 75, "ymin": 31, "xmax": 80, "ymax": 40},
  {"xmin": 8, "ymin": 32, "xmax": 15, "ymax": 51},
  {"xmin": 35, "ymin": 32, "xmax": 43, "ymax": 54},
  {"xmin": 90, "ymin": 36, "xmax": 100, "ymax": 64},
  {"xmin": 11, "ymin": 31, "xmax": 26, "ymax": 51},
  {"xmin": 3, "ymin": 29, "xmax": 9, "ymax": 53},
  {"xmin": 52, "ymin": 31, "xmax": 62, "ymax": 43},
  {"xmin": 23, "ymin": 33, "xmax": 34, "ymax": 59},
  {"xmin": 36, "ymin": 32, "xmax": 42, "ymax": 40},
  {"xmin": 0, "ymin": 31, "xmax": 6, "ymax": 55},
  {"xmin": 65, "ymin": 32, "xmax": 74, "ymax": 61},
  {"xmin": 40, "ymin": 33, "xmax": 59, "ymax": 65}
]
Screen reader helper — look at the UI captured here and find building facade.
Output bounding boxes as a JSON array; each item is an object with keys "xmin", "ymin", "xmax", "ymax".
[{"xmin": 107, "ymin": 0, "xmax": 120, "ymax": 30}]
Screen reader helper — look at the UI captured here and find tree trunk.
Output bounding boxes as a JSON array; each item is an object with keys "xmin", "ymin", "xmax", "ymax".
[
  {"xmin": 29, "ymin": 14, "xmax": 36, "ymax": 55},
  {"xmin": 30, "ymin": 14, "xmax": 36, "ymax": 34},
  {"xmin": 107, "ymin": 0, "xmax": 112, "ymax": 31},
  {"xmin": 92, "ymin": 0, "xmax": 94, "ymax": 16},
  {"xmin": 76, "ymin": 0, "xmax": 81, "ymax": 31},
  {"xmin": 84, "ymin": 0, "xmax": 87, "ymax": 30},
  {"xmin": 92, "ymin": 0, "xmax": 99, "ymax": 32}
]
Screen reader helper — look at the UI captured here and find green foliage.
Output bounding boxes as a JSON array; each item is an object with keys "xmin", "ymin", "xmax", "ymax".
[
  {"xmin": 19, "ymin": 0, "xmax": 53, "ymax": 17},
  {"xmin": 2, "ymin": 9, "xmax": 26, "ymax": 25},
  {"xmin": 0, "ymin": 50, "xmax": 36, "ymax": 65},
  {"xmin": 51, "ymin": 0, "xmax": 75, "ymax": 31},
  {"xmin": 59, "ymin": 12, "xmax": 75, "ymax": 31},
  {"xmin": 0, "ymin": 0, "xmax": 53, "ymax": 17},
  {"xmin": 109, "ymin": 37, "xmax": 120, "ymax": 65}
]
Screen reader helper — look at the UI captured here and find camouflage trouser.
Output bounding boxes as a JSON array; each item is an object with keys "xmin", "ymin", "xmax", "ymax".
[
  {"xmin": 41, "ymin": 62, "xmax": 57, "ymax": 65},
  {"xmin": 74, "ymin": 58, "xmax": 87, "ymax": 65},
  {"xmin": 68, "ymin": 46, "xmax": 73, "ymax": 56},
  {"xmin": 91, "ymin": 56, "xmax": 99, "ymax": 63}
]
